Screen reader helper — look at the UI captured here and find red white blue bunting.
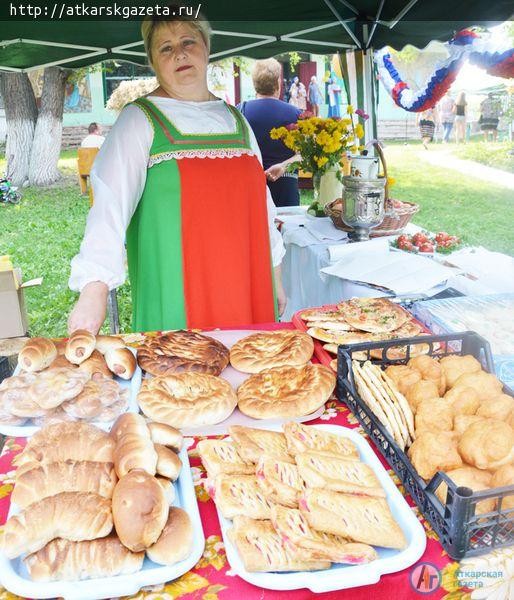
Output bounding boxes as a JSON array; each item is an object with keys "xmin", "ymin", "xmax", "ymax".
[{"xmin": 375, "ymin": 28, "xmax": 514, "ymax": 112}]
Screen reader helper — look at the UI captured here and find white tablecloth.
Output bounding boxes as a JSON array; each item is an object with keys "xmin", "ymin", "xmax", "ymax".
[{"xmin": 278, "ymin": 210, "xmax": 514, "ymax": 321}]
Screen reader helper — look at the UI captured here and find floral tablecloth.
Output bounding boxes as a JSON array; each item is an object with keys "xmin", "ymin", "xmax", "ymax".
[{"xmin": 0, "ymin": 322, "xmax": 511, "ymax": 600}]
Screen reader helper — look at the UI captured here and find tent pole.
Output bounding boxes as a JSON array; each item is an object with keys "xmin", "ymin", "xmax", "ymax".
[{"xmin": 362, "ymin": 50, "xmax": 377, "ymax": 143}]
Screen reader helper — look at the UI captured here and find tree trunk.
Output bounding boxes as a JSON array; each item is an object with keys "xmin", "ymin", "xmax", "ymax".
[
  {"xmin": 28, "ymin": 67, "xmax": 67, "ymax": 186},
  {"xmin": 0, "ymin": 72, "xmax": 38, "ymax": 187}
]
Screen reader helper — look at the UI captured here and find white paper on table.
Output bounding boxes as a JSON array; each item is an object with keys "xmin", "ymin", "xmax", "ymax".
[
  {"xmin": 442, "ymin": 247, "xmax": 514, "ymax": 294},
  {"xmin": 328, "ymin": 237, "xmax": 389, "ymax": 263},
  {"xmin": 304, "ymin": 217, "xmax": 348, "ymax": 242},
  {"xmin": 321, "ymin": 249, "xmax": 463, "ymax": 295},
  {"xmin": 282, "ymin": 226, "xmax": 328, "ymax": 247}
]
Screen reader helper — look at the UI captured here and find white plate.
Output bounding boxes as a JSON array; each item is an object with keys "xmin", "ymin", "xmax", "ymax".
[
  {"xmin": 0, "ymin": 443, "xmax": 205, "ymax": 600},
  {"xmin": 216, "ymin": 424, "xmax": 426, "ymax": 593},
  {"xmin": 177, "ymin": 330, "xmax": 325, "ymax": 436},
  {"xmin": 0, "ymin": 348, "xmax": 142, "ymax": 438}
]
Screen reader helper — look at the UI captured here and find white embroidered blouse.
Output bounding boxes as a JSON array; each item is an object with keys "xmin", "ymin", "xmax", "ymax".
[{"xmin": 69, "ymin": 96, "xmax": 286, "ymax": 292}]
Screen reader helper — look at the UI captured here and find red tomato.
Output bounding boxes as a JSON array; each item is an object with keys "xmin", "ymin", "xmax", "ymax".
[
  {"xmin": 402, "ymin": 241, "xmax": 415, "ymax": 252},
  {"xmin": 396, "ymin": 234, "xmax": 411, "ymax": 246},
  {"xmin": 412, "ymin": 232, "xmax": 430, "ymax": 246},
  {"xmin": 419, "ymin": 242, "xmax": 435, "ymax": 253},
  {"xmin": 435, "ymin": 232, "xmax": 450, "ymax": 244}
]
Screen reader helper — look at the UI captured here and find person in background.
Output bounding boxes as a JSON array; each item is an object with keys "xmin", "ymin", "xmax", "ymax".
[
  {"xmin": 239, "ymin": 58, "xmax": 302, "ymax": 207},
  {"xmin": 69, "ymin": 12, "xmax": 286, "ymax": 334},
  {"xmin": 479, "ymin": 93, "xmax": 501, "ymax": 142},
  {"xmin": 80, "ymin": 122, "xmax": 105, "ymax": 148},
  {"xmin": 439, "ymin": 93, "xmax": 455, "ymax": 143},
  {"xmin": 308, "ymin": 75, "xmax": 323, "ymax": 116},
  {"xmin": 416, "ymin": 107, "xmax": 437, "ymax": 149},
  {"xmin": 327, "ymin": 78, "xmax": 342, "ymax": 118},
  {"xmin": 289, "ymin": 76, "xmax": 307, "ymax": 111},
  {"xmin": 453, "ymin": 91, "xmax": 467, "ymax": 144}
]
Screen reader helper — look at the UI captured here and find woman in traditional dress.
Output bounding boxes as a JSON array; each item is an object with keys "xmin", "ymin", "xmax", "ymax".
[{"xmin": 68, "ymin": 12, "xmax": 286, "ymax": 334}]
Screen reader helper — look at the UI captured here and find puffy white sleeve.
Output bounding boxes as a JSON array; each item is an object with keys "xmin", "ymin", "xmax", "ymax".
[
  {"xmin": 245, "ymin": 124, "xmax": 286, "ymax": 267},
  {"xmin": 69, "ymin": 104, "xmax": 151, "ymax": 292}
]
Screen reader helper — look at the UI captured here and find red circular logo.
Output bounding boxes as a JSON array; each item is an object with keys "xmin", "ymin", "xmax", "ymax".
[{"xmin": 409, "ymin": 562, "xmax": 441, "ymax": 594}]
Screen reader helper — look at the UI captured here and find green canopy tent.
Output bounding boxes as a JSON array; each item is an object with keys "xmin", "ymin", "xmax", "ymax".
[{"xmin": 0, "ymin": 0, "xmax": 512, "ymax": 139}]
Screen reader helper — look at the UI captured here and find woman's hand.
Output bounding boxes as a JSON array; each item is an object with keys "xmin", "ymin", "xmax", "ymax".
[
  {"xmin": 274, "ymin": 265, "xmax": 287, "ymax": 317},
  {"xmin": 68, "ymin": 281, "xmax": 109, "ymax": 335},
  {"xmin": 265, "ymin": 163, "xmax": 286, "ymax": 183}
]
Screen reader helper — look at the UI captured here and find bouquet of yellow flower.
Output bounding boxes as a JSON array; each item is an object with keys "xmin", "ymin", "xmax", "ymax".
[
  {"xmin": 270, "ymin": 106, "xmax": 366, "ymax": 215},
  {"xmin": 270, "ymin": 106, "xmax": 366, "ymax": 178}
]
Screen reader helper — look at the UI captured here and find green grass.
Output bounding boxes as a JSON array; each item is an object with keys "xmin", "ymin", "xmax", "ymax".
[
  {"xmin": 1, "ymin": 143, "xmax": 513, "ymax": 337},
  {"xmin": 452, "ymin": 141, "xmax": 514, "ymax": 174},
  {"xmin": 0, "ymin": 152, "xmax": 132, "ymax": 337}
]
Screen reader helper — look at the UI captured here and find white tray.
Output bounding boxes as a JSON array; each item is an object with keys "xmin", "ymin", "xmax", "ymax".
[
  {"xmin": 0, "ymin": 443, "xmax": 205, "ymax": 600},
  {"xmin": 217, "ymin": 424, "xmax": 426, "ymax": 593},
  {"xmin": 177, "ymin": 330, "xmax": 325, "ymax": 436},
  {"xmin": 0, "ymin": 348, "xmax": 142, "ymax": 438}
]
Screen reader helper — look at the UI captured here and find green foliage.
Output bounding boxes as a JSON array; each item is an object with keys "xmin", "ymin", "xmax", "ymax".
[
  {"xmin": 453, "ymin": 141, "xmax": 514, "ymax": 174},
  {"xmin": 0, "ymin": 151, "xmax": 132, "ymax": 337},
  {"xmin": 288, "ymin": 52, "xmax": 301, "ymax": 71}
]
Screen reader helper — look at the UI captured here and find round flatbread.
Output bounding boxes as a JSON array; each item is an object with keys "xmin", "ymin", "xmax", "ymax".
[
  {"xmin": 137, "ymin": 372, "xmax": 237, "ymax": 428},
  {"xmin": 337, "ymin": 298, "xmax": 409, "ymax": 333},
  {"xmin": 230, "ymin": 330, "xmax": 314, "ymax": 373},
  {"xmin": 237, "ymin": 364, "xmax": 336, "ymax": 419},
  {"xmin": 137, "ymin": 331, "xmax": 230, "ymax": 377},
  {"xmin": 307, "ymin": 327, "xmax": 390, "ymax": 345}
]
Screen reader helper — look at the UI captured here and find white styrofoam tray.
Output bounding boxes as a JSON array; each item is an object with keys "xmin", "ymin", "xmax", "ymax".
[
  {"xmin": 217, "ymin": 424, "xmax": 426, "ymax": 592},
  {"xmin": 143, "ymin": 330, "xmax": 325, "ymax": 436},
  {"xmin": 0, "ymin": 443, "xmax": 205, "ymax": 600},
  {"xmin": 0, "ymin": 348, "xmax": 142, "ymax": 438}
]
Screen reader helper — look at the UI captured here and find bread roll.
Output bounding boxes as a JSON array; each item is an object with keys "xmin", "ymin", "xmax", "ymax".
[
  {"xmin": 15, "ymin": 423, "xmax": 115, "ymax": 468},
  {"xmin": 12, "ymin": 461, "xmax": 118, "ymax": 508},
  {"xmin": 105, "ymin": 348, "xmax": 136, "ymax": 380},
  {"xmin": 95, "ymin": 335, "xmax": 125, "ymax": 355},
  {"xmin": 155, "ymin": 444, "xmax": 182, "ymax": 481},
  {"xmin": 112, "ymin": 470, "xmax": 168, "ymax": 551},
  {"xmin": 110, "ymin": 412, "xmax": 150, "ymax": 441},
  {"xmin": 3, "ymin": 492, "xmax": 113, "ymax": 558},
  {"xmin": 65, "ymin": 329, "xmax": 96, "ymax": 365},
  {"xmin": 156, "ymin": 477, "xmax": 175, "ymax": 504},
  {"xmin": 78, "ymin": 350, "xmax": 113, "ymax": 379},
  {"xmin": 18, "ymin": 338, "xmax": 57, "ymax": 373},
  {"xmin": 148, "ymin": 422, "xmax": 183, "ymax": 452},
  {"xmin": 146, "ymin": 507, "xmax": 193, "ymax": 566},
  {"xmin": 49, "ymin": 354, "xmax": 78, "ymax": 370},
  {"xmin": 114, "ymin": 432, "xmax": 158, "ymax": 477},
  {"xmin": 24, "ymin": 536, "xmax": 144, "ymax": 582},
  {"xmin": 52, "ymin": 338, "xmax": 67, "ymax": 355}
]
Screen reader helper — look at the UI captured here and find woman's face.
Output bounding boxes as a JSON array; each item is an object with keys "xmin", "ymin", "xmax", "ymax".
[{"xmin": 151, "ymin": 22, "xmax": 209, "ymax": 92}]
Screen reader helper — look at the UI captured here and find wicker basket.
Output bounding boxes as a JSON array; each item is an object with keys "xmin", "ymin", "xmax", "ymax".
[{"xmin": 324, "ymin": 143, "xmax": 419, "ymax": 237}]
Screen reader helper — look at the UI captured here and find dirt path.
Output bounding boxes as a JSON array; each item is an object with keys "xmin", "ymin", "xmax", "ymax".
[{"xmin": 415, "ymin": 147, "xmax": 514, "ymax": 190}]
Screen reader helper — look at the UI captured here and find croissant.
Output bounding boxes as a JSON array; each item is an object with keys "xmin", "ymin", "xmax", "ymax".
[
  {"xmin": 18, "ymin": 338, "xmax": 57, "ymax": 372},
  {"xmin": 3, "ymin": 491, "xmax": 113, "ymax": 558},
  {"xmin": 12, "ymin": 460, "xmax": 118, "ymax": 509},
  {"xmin": 114, "ymin": 432, "xmax": 158, "ymax": 478},
  {"xmin": 104, "ymin": 348, "xmax": 136, "ymax": 380},
  {"xmin": 24, "ymin": 536, "xmax": 144, "ymax": 582},
  {"xmin": 65, "ymin": 329, "xmax": 96, "ymax": 365},
  {"xmin": 15, "ymin": 424, "xmax": 115, "ymax": 469}
]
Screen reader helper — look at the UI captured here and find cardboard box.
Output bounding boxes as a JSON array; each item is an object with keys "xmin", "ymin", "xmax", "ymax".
[{"xmin": 0, "ymin": 268, "xmax": 42, "ymax": 338}]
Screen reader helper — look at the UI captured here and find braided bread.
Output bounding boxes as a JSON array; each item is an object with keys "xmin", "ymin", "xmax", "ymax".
[
  {"xmin": 137, "ymin": 330, "xmax": 229, "ymax": 376},
  {"xmin": 230, "ymin": 331, "xmax": 314, "ymax": 373},
  {"xmin": 138, "ymin": 372, "xmax": 237, "ymax": 428}
]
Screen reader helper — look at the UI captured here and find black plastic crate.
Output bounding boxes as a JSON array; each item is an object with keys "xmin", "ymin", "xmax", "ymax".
[{"xmin": 336, "ymin": 331, "xmax": 514, "ymax": 560}]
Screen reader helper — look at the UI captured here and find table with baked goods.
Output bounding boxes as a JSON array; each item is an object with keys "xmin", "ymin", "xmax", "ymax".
[{"xmin": 2, "ymin": 320, "xmax": 502, "ymax": 600}]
